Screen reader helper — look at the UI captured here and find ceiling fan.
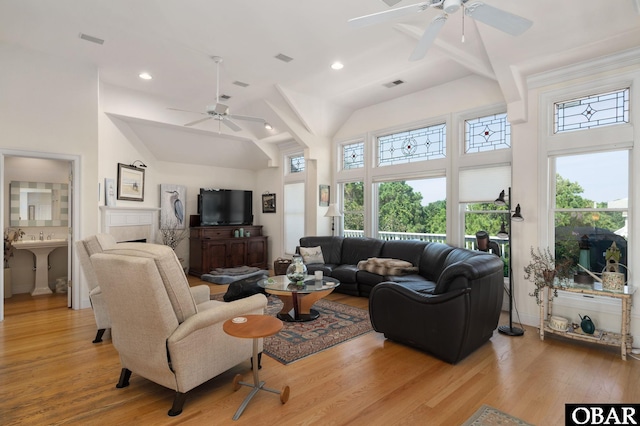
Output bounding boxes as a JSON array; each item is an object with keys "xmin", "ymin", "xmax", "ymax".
[
  {"xmin": 169, "ymin": 56, "xmax": 269, "ymax": 132},
  {"xmin": 349, "ymin": 0, "xmax": 533, "ymax": 61}
]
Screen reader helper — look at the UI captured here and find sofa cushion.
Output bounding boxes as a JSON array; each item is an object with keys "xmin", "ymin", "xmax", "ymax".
[
  {"xmin": 299, "ymin": 236, "xmax": 343, "ymax": 265},
  {"xmin": 340, "ymin": 237, "xmax": 384, "ymax": 265},
  {"xmin": 305, "ymin": 263, "xmax": 337, "ymax": 277},
  {"xmin": 419, "ymin": 243, "xmax": 455, "ymax": 282},
  {"xmin": 331, "ymin": 264, "xmax": 359, "ymax": 284},
  {"xmin": 299, "ymin": 246, "xmax": 325, "ymax": 264},
  {"xmin": 379, "ymin": 240, "xmax": 429, "ymax": 266},
  {"xmin": 356, "ymin": 270, "xmax": 386, "ymax": 288}
]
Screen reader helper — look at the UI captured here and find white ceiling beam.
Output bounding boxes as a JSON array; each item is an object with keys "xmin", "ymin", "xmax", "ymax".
[{"xmin": 393, "ymin": 23, "xmax": 497, "ymax": 81}]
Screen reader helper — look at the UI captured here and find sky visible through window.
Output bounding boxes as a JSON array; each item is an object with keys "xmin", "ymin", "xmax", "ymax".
[
  {"xmin": 555, "ymin": 150, "xmax": 627, "ymax": 204},
  {"xmin": 405, "ymin": 150, "xmax": 627, "ymax": 207}
]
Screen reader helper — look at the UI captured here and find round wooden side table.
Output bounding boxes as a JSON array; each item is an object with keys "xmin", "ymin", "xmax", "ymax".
[{"xmin": 223, "ymin": 314, "xmax": 290, "ymax": 421}]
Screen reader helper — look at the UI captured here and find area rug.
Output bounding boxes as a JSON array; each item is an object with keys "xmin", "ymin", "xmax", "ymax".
[
  {"xmin": 212, "ymin": 294, "xmax": 373, "ymax": 364},
  {"xmin": 462, "ymin": 405, "xmax": 533, "ymax": 426}
]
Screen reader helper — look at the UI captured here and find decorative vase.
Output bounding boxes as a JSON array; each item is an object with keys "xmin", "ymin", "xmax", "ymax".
[{"xmin": 286, "ymin": 254, "xmax": 307, "ymax": 283}]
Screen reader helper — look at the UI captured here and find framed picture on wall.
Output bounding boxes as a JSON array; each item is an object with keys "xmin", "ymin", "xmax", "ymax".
[
  {"xmin": 319, "ymin": 185, "xmax": 330, "ymax": 207},
  {"xmin": 105, "ymin": 178, "xmax": 116, "ymax": 206},
  {"xmin": 160, "ymin": 184, "xmax": 187, "ymax": 229},
  {"xmin": 117, "ymin": 163, "xmax": 145, "ymax": 201},
  {"xmin": 262, "ymin": 193, "xmax": 276, "ymax": 213}
]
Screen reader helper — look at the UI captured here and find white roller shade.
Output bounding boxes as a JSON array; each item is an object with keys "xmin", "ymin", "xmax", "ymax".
[{"xmin": 459, "ymin": 165, "xmax": 511, "ymax": 203}]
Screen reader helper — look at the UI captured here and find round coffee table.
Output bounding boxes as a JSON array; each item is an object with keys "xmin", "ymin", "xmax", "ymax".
[
  {"xmin": 223, "ymin": 315, "xmax": 290, "ymax": 420},
  {"xmin": 258, "ymin": 275, "xmax": 340, "ymax": 322}
]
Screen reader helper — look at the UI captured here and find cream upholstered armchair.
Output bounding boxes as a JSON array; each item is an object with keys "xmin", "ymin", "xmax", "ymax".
[
  {"xmin": 90, "ymin": 241, "xmax": 267, "ymax": 416},
  {"xmin": 75, "ymin": 234, "xmax": 211, "ymax": 343}
]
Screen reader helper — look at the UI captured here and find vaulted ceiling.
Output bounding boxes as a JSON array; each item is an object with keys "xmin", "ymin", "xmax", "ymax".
[{"xmin": 2, "ymin": 0, "xmax": 639, "ymax": 169}]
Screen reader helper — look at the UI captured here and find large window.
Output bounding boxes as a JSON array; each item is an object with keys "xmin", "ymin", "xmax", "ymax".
[
  {"xmin": 553, "ymin": 150, "xmax": 628, "ymax": 281},
  {"xmin": 376, "ymin": 177, "xmax": 446, "ymax": 242},
  {"xmin": 342, "ymin": 181, "xmax": 364, "ymax": 237},
  {"xmin": 459, "ymin": 165, "xmax": 512, "ymax": 274}
]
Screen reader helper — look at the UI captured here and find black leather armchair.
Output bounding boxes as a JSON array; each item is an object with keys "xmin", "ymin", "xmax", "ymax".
[{"xmin": 369, "ymin": 252, "xmax": 504, "ymax": 364}]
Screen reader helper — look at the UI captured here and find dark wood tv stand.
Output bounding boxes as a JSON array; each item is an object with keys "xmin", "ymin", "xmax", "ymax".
[{"xmin": 188, "ymin": 224, "xmax": 268, "ymax": 277}]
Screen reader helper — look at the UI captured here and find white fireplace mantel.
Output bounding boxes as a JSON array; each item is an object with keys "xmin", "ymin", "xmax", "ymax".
[{"xmin": 99, "ymin": 206, "xmax": 160, "ymax": 243}]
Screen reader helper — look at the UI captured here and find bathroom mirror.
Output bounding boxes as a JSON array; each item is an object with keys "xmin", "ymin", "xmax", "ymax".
[{"xmin": 9, "ymin": 181, "xmax": 69, "ymax": 227}]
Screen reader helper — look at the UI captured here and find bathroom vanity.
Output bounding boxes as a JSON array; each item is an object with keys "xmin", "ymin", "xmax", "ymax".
[{"xmin": 12, "ymin": 238, "xmax": 68, "ymax": 295}]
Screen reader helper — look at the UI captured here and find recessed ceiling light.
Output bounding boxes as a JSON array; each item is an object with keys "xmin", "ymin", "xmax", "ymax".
[
  {"xmin": 138, "ymin": 72, "xmax": 152, "ymax": 80},
  {"xmin": 331, "ymin": 62, "xmax": 344, "ymax": 70},
  {"xmin": 264, "ymin": 122, "xmax": 273, "ymax": 130}
]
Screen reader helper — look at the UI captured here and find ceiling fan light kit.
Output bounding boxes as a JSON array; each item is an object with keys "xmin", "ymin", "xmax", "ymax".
[
  {"xmin": 443, "ymin": 0, "xmax": 462, "ymax": 14},
  {"xmin": 169, "ymin": 56, "xmax": 268, "ymax": 133}
]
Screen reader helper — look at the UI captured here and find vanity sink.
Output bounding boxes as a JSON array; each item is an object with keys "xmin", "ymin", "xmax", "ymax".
[
  {"xmin": 13, "ymin": 239, "xmax": 68, "ymax": 250},
  {"xmin": 13, "ymin": 239, "xmax": 68, "ymax": 296}
]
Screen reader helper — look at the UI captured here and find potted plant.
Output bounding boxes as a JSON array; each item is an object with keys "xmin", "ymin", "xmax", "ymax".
[
  {"xmin": 4, "ymin": 227, "xmax": 25, "ymax": 298},
  {"xmin": 524, "ymin": 246, "xmax": 557, "ymax": 305}
]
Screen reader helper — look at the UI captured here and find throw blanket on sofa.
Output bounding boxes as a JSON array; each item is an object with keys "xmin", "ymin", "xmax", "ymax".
[{"xmin": 357, "ymin": 257, "xmax": 417, "ymax": 276}]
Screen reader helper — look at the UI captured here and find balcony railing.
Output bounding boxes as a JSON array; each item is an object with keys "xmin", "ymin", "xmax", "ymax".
[{"xmin": 343, "ymin": 229, "xmax": 508, "ymax": 260}]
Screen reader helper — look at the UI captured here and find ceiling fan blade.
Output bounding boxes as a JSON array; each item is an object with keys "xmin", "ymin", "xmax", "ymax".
[
  {"xmin": 348, "ymin": 2, "xmax": 432, "ymax": 28},
  {"xmin": 465, "ymin": 2, "xmax": 532, "ymax": 36},
  {"xmin": 228, "ymin": 114, "xmax": 265, "ymax": 123},
  {"xmin": 409, "ymin": 14, "xmax": 447, "ymax": 61},
  {"xmin": 222, "ymin": 118, "xmax": 242, "ymax": 132},
  {"xmin": 184, "ymin": 116, "xmax": 212, "ymax": 127},
  {"xmin": 168, "ymin": 107, "xmax": 207, "ymax": 116}
]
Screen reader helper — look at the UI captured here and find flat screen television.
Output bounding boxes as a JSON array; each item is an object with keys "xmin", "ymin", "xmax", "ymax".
[{"xmin": 198, "ymin": 189, "xmax": 253, "ymax": 226}]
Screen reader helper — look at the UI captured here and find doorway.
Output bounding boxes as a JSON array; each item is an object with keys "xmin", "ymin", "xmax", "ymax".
[{"xmin": 1, "ymin": 150, "xmax": 81, "ymax": 321}]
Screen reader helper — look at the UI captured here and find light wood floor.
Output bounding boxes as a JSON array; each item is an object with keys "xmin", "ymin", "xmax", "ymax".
[{"xmin": 1, "ymin": 278, "xmax": 638, "ymax": 426}]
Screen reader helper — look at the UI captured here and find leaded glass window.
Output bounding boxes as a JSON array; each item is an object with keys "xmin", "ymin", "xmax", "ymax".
[
  {"xmin": 465, "ymin": 113, "xmax": 510, "ymax": 154},
  {"xmin": 377, "ymin": 124, "xmax": 446, "ymax": 166},
  {"xmin": 289, "ymin": 155, "xmax": 305, "ymax": 173},
  {"xmin": 342, "ymin": 142, "xmax": 364, "ymax": 170},
  {"xmin": 555, "ymin": 88, "xmax": 629, "ymax": 133}
]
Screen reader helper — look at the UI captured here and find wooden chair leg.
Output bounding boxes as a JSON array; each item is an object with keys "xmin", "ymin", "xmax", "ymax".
[
  {"xmin": 92, "ymin": 329, "xmax": 106, "ymax": 343},
  {"xmin": 168, "ymin": 392, "xmax": 187, "ymax": 417},
  {"xmin": 116, "ymin": 368, "xmax": 131, "ymax": 388}
]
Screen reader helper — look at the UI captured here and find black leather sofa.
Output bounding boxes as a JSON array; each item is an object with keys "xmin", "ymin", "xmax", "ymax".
[{"xmin": 298, "ymin": 236, "xmax": 505, "ymax": 363}]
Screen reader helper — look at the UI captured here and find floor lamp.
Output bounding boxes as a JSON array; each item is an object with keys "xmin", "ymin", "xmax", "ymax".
[
  {"xmin": 325, "ymin": 203, "xmax": 342, "ymax": 236},
  {"xmin": 495, "ymin": 187, "xmax": 524, "ymax": 336}
]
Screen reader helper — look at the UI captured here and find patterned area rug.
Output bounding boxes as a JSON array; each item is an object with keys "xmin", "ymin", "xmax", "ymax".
[
  {"xmin": 213, "ymin": 293, "xmax": 373, "ymax": 364},
  {"xmin": 462, "ymin": 405, "xmax": 533, "ymax": 426}
]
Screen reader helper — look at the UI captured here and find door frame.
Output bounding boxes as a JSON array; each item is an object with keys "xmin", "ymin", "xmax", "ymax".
[{"xmin": 0, "ymin": 149, "xmax": 81, "ymax": 321}]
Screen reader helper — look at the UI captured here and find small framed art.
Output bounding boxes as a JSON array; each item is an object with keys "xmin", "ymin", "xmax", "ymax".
[
  {"xmin": 319, "ymin": 185, "xmax": 330, "ymax": 207},
  {"xmin": 262, "ymin": 193, "xmax": 276, "ymax": 213},
  {"xmin": 117, "ymin": 163, "xmax": 145, "ymax": 201}
]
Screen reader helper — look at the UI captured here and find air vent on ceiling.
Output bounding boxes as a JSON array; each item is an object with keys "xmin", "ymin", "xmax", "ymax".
[
  {"xmin": 275, "ymin": 53, "xmax": 294, "ymax": 63},
  {"xmin": 383, "ymin": 79, "xmax": 405, "ymax": 88},
  {"xmin": 79, "ymin": 33, "xmax": 104, "ymax": 45},
  {"xmin": 233, "ymin": 81, "xmax": 250, "ymax": 88},
  {"xmin": 220, "ymin": 94, "xmax": 231, "ymax": 100}
]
